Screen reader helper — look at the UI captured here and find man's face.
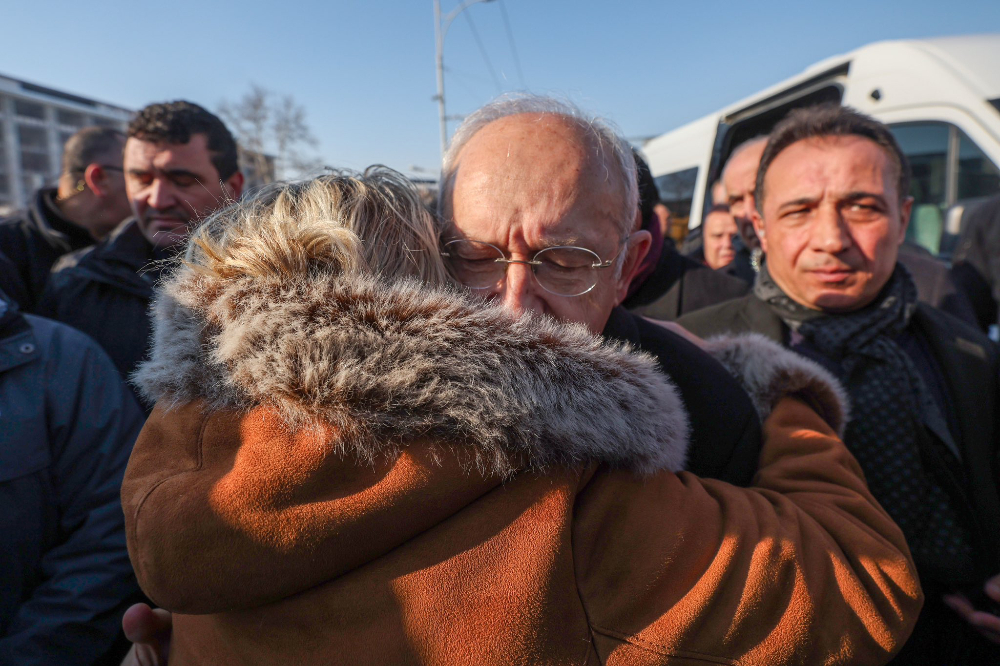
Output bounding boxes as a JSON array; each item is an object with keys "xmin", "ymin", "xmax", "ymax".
[
  {"xmin": 756, "ymin": 135, "xmax": 912, "ymax": 312},
  {"xmin": 124, "ymin": 134, "xmax": 240, "ymax": 249},
  {"xmin": 723, "ymin": 140, "xmax": 766, "ymax": 250},
  {"xmin": 445, "ymin": 114, "xmax": 649, "ymax": 334},
  {"xmin": 702, "ymin": 209, "xmax": 738, "ymax": 270}
]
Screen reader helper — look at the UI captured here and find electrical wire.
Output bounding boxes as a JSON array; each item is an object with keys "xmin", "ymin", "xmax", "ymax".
[
  {"xmin": 462, "ymin": 10, "xmax": 504, "ymax": 93},
  {"xmin": 499, "ymin": 0, "xmax": 525, "ymax": 89}
]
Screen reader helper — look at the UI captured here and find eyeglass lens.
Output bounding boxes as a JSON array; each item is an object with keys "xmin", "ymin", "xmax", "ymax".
[{"xmin": 443, "ymin": 239, "xmax": 604, "ymax": 297}]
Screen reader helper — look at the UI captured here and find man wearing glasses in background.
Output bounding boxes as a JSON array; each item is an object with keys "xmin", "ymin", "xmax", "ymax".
[{"xmin": 0, "ymin": 127, "xmax": 131, "ymax": 311}]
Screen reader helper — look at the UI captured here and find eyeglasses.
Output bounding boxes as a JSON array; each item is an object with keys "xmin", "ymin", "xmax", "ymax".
[
  {"xmin": 441, "ymin": 239, "xmax": 624, "ymax": 297},
  {"xmin": 69, "ymin": 165, "xmax": 125, "ymax": 192},
  {"xmin": 70, "ymin": 165, "xmax": 124, "ymax": 176}
]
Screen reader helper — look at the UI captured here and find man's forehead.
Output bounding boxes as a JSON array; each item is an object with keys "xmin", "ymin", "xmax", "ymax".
[
  {"xmin": 446, "ymin": 213, "xmax": 612, "ymax": 247},
  {"xmin": 724, "ymin": 144, "xmax": 765, "ymax": 188},
  {"xmin": 457, "ymin": 116, "xmax": 598, "ymax": 178},
  {"xmin": 125, "ymin": 134, "xmax": 212, "ymax": 166},
  {"xmin": 454, "ymin": 116, "xmax": 620, "ymax": 204},
  {"xmin": 766, "ymin": 135, "xmax": 893, "ymax": 195},
  {"xmin": 704, "ymin": 211, "xmax": 736, "ymax": 230}
]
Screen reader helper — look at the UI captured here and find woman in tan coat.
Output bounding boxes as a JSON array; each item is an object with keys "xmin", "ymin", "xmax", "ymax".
[{"xmin": 122, "ymin": 168, "xmax": 921, "ymax": 665}]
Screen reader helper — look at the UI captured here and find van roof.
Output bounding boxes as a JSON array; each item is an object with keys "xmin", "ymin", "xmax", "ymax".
[
  {"xmin": 913, "ymin": 34, "xmax": 1000, "ymax": 99},
  {"xmin": 722, "ymin": 34, "xmax": 1000, "ymax": 120}
]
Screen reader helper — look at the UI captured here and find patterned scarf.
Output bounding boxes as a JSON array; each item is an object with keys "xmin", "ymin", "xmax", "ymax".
[{"xmin": 756, "ymin": 263, "xmax": 975, "ymax": 583}]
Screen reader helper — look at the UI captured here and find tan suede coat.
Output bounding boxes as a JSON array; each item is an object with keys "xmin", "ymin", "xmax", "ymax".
[{"xmin": 123, "ymin": 268, "xmax": 921, "ymax": 665}]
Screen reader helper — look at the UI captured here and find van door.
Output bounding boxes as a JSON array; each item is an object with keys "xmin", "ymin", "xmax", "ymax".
[{"xmin": 889, "ymin": 122, "xmax": 1000, "ymax": 257}]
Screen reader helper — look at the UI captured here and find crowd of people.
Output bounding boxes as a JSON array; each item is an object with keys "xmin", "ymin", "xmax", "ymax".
[{"xmin": 0, "ymin": 93, "xmax": 998, "ymax": 665}]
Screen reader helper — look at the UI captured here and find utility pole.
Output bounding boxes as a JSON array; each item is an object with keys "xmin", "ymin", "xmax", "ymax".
[{"xmin": 434, "ymin": 0, "xmax": 495, "ymax": 158}]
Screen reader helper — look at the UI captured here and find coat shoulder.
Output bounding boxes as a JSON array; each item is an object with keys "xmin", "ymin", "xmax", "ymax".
[
  {"xmin": 677, "ymin": 294, "xmax": 759, "ymax": 338},
  {"xmin": 915, "ymin": 303, "xmax": 998, "ymax": 363}
]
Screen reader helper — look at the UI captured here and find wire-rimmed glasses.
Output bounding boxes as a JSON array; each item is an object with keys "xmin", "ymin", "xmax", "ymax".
[{"xmin": 441, "ymin": 239, "xmax": 623, "ymax": 297}]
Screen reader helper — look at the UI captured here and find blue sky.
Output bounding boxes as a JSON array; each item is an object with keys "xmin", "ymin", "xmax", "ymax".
[{"xmin": 6, "ymin": 1, "xmax": 999, "ymax": 176}]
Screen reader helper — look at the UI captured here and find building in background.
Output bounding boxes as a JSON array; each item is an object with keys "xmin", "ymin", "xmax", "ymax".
[
  {"xmin": 0, "ymin": 73, "xmax": 281, "ymax": 215},
  {"xmin": 0, "ymin": 73, "xmax": 132, "ymax": 215},
  {"xmin": 238, "ymin": 146, "xmax": 277, "ymax": 193}
]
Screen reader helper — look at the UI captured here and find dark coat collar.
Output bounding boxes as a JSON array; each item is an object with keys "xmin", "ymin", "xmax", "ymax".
[
  {"xmin": 64, "ymin": 220, "xmax": 162, "ymax": 298},
  {"xmin": 26, "ymin": 188, "xmax": 93, "ymax": 253}
]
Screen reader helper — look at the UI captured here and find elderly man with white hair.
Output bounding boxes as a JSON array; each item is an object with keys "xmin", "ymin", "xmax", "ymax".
[{"xmin": 438, "ymin": 94, "xmax": 764, "ymax": 484}]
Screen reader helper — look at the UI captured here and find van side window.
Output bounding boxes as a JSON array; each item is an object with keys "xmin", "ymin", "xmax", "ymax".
[
  {"xmin": 654, "ymin": 167, "xmax": 698, "ymax": 238},
  {"xmin": 889, "ymin": 122, "xmax": 1000, "ymax": 256},
  {"xmin": 891, "ymin": 123, "xmax": 949, "ymax": 254},
  {"xmin": 957, "ymin": 132, "xmax": 1000, "ymax": 200}
]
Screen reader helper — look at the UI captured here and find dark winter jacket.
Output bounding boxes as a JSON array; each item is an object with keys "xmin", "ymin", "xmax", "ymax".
[
  {"xmin": 0, "ymin": 188, "xmax": 95, "ymax": 310},
  {"xmin": 0, "ymin": 252, "xmax": 29, "ymax": 308},
  {"xmin": 897, "ymin": 244, "xmax": 978, "ymax": 327},
  {"xmin": 36, "ymin": 220, "xmax": 163, "ymax": 403},
  {"xmin": 0, "ymin": 289, "xmax": 144, "ymax": 665},
  {"xmin": 952, "ymin": 194, "xmax": 1000, "ymax": 333},
  {"xmin": 623, "ymin": 244, "xmax": 750, "ymax": 321},
  {"xmin": 602, "ymin": 307, "xmax": 762, "ymax": 486},
  {"xmin": 679, "ymin": 293, "xmax": 1000, "ymax": 665}
]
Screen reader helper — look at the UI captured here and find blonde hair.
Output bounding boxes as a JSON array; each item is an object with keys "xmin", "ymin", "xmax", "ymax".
[{"xmin": 184, "ymin": 166, "xmax": 450, "ymax": 287}]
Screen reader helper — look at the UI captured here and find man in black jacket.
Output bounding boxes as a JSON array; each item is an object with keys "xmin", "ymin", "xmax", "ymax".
[
  {"xmin": 38, "ymin": 102, "xmax": 243, "ymax": 403},
  {"xmin": 0, "ymin": 127, "xmax": 131, "ymax": 310},
  {"xmin": 680, "ymin": 104, "xmax": 1000, "ymax": 664}
]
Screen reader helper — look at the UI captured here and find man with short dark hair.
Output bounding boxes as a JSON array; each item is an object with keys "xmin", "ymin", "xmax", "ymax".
[
  {"xmin": 716, "ymin": 126, "xmax": 977, "ymax": 321},
  {"xmin": 38, "ymin": 101, "xmax": 243, "ymax": 399},
  {"xmin": 0, "ymin": 126, "xmax": 130, "ymax": 309},
  {"xmin": 680, "ymin": 104, "xmax": 1000, "ymax": 664}
]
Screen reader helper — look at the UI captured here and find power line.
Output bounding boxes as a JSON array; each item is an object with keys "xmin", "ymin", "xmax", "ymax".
[
  {"xmin": 462, "ymin": 9, "xmax": 503, "ymax": 94},
  {"xmin": 445, "ymin": 66, "xmax": 492, "ymax": 99},
  {"xmin": 498, "ymin": 0, "xmax": 525, "ymax": 89},
  {"xmin": 445, "ymin": 64, "xmax": 499, "ymax": 88}
]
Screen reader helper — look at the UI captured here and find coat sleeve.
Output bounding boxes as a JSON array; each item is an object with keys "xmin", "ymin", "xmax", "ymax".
[
  {"xmin": 573, "ymin": 397, "xmax": 923, "ymax": 666},
  {"xmin": 0, "ymin": 319, "xmax": 144, "ymax": 665}
]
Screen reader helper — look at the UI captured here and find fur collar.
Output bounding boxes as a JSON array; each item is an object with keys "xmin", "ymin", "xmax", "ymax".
[
  {"xmin": 703, "ymin": 333, "xmax": 849, "ymax": 437},
  {"xmin": 134, "ymin": 268, "xmax": 690, "ymax": 477}
]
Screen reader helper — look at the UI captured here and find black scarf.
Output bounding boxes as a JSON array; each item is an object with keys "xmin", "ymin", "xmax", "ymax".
[{"xmin": 756, "ymin": 263, "xmax": 975, "ymax": 584}]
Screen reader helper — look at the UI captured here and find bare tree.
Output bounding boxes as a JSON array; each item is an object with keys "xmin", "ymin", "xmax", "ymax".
[{"xmin": 219, "ymin": 85, "xmax": 322, "ymax": 187}]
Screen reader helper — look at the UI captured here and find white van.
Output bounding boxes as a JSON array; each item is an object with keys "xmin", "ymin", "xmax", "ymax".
[{"xmin": 643, "ymin": 34, "xmax": 1000, "ymax": 257}]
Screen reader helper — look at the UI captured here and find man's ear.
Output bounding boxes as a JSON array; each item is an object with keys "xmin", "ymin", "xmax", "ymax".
[
  {"xmin": 83, "ymin": 164, "xmax": 109, "ymax": 198},
  {"xmin": 752, "ymin": 208, "xmax": 767, "ymax": 253},
  {"xmin": 223, "ymin": 172, "xmax": 245, "ymax": 200},
  {"xmin": 615, "ymin": 229, "xmax": 651, "ymax": 305},
  {"xmin": 897, "ymin": 196, "xmax": 914, "ymax": 244}
]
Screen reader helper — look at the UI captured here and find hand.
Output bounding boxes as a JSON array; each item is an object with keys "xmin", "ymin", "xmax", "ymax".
[
  {"xmin": 642, "ymin": 318, "xmax": 707, "ymax": 348},
  {"xmin": 120, "ymin": 603, "xmax": 173, "ymax": 666},
  {"xmin": 943, "ymin": 574, "xmax": 1000, "ymax": 644}
]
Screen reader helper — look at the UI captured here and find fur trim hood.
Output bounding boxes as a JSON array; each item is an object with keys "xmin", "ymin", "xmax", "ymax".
[
  {"xmin": 134, "ymin": 268, "xmax": 691, "ymax": 476},
  {"xmin": 704, "ymin": 333, "xmax": 850, "ymax": 437}
]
